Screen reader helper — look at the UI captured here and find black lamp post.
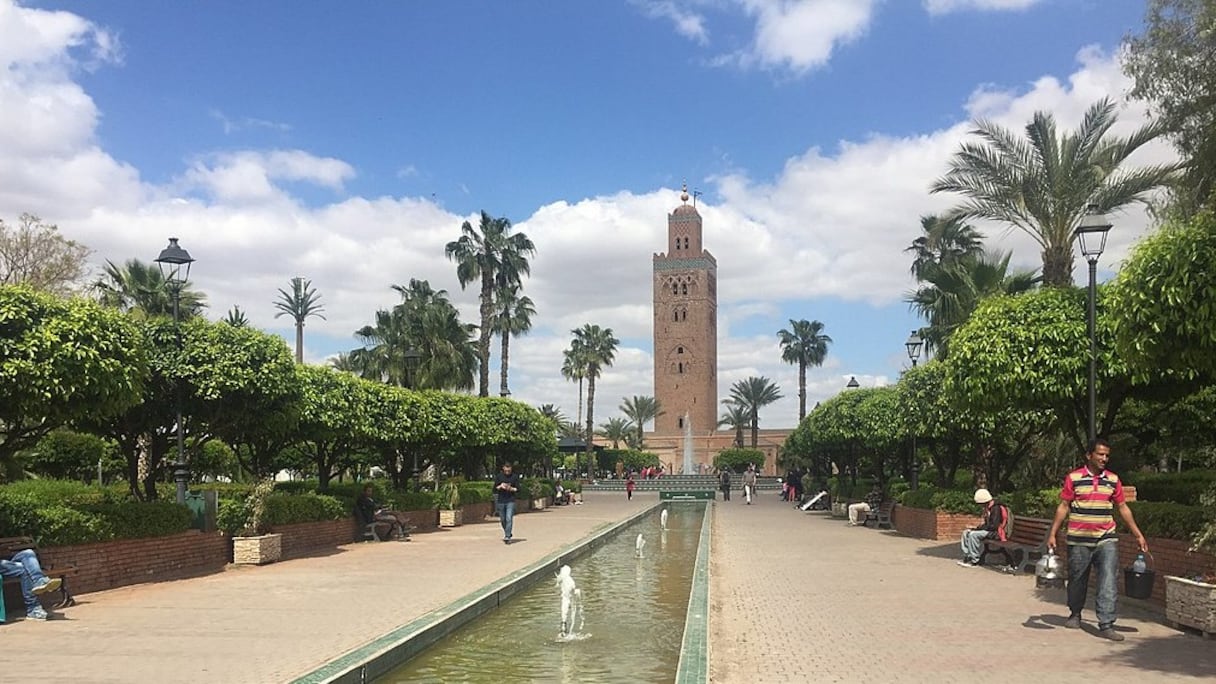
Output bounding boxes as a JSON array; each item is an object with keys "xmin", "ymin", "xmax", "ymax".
[
  {"xmin": 155, "ymin": 237, "xmax": 195, "ymax": 506},
  {"xmin": 403, "ymin": 348, "xmax": 422, "ymax": 488},
  {"xmin": 846, "ymin": 376, "xmax": 860, "ymax": 389},
  {"xmin": 1073, "ymin": 205, "xmax": 1112, "ymax": 445},
  {"xmin": 904, "ymin": 331, "xmax": 924, "ymax": 489}
]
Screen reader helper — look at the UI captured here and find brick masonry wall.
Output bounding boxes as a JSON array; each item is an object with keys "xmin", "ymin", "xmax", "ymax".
[
  {"xmin": 1051, "ymin": 531, "xmax": 1214, "ymax": 605},
  {"xmin": 269, "ymin": 518, "xmax": 361, "ymax": 560},
  {"xmin": 891, "ymin": 505, "xmax": 982, "ymax": 542},
  {"xmin": 462, "ymin": 502, "xmax": 493, "ymax": 523},
  {"xmin": 35, "ymin": 530, "xmax": 229, "ymax": 596},
  {"xmin": 399, "ymin": 509, "xmax": 437, "ymax": 532}
]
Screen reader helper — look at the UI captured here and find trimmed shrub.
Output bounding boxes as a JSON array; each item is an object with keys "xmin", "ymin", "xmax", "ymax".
[
  {"xmin": 82, "ymin": 501, "xmax": 192, "ymax": 540},
  {"xmin": 262, "ymin": 493, "xmax": 347, "ymax": 528},
  {"xmin": 714, "ymin": 448, "xmax": 765, "ymax": 473},
  {"xmin": 897, "ymin": 486, "xmax": 982, "ymax": 515},
  {"xmin": 1123, "ymin": 470, "xmax": 1216, "ymax": 506},
  {"xmin": 1123, "ymin": 501, "xmax": 1205, "ymax": 541},
  {"xmin": 459, "ymin": 482, "xmax": 494, "ymax": 505},
  {"xmin": 1003, "ymin": 489, "xmax": 1060, "ymax": 518},
  {"xmin": 560, "ymin": 480, "xmax": 582, "ymax": 494},
  {"xmin": 0, "ymin": 483, "xmax": 191, "ymax": 546},
  {"xmin": 520, "ymin": 478, "xmax": 554, "ymax": 500}
]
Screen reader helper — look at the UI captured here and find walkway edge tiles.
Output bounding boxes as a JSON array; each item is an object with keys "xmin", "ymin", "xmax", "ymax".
[{"xmin": 675, "ymin": 500, "xmax": 712, "ymax": 683}]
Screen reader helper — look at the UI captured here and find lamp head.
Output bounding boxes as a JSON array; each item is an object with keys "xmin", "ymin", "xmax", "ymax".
[
  {"xmin": 1073, "ymin": 205, "xmax": 1112, "ymax": 261},
  {"xmin": 905, "ymin": 330, "xmax": 923, "ymax": 363},
  {"xmin": 155, "ymin": 237, "xmax": 195, "ymax": 281}
]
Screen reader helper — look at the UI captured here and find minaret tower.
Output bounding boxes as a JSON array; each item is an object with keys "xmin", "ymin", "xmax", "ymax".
[{"xmin": 653, "ymin": 184, "xmax": 718, "ymax": 436}]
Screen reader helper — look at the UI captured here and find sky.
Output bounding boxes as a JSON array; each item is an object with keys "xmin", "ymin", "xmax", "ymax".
[{"xmin": 1, "ymin": 0, "xmax": 1172, "ymax": 430}]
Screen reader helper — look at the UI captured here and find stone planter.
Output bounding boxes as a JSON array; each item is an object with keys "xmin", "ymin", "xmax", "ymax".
[
  {"xmin": 830, "ymin": 501, "xmax": 848, "ymax": 518},
  {"xmin": 439, "ymin": 508, "xmax": 464, "ymax": 527},
  {"xmin": 1166, "ymin": 575, "xmax": 1216, "ymax": 638},
  {"xmin": 232, "ymin": 533, "xmax": 282, "ymax": 565},
  {"xmin": 533, "ymin": 498, "xmax": 548, "ymax": 511}
]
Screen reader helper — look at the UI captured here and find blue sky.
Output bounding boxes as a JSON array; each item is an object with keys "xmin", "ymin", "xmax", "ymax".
[{"xmin": 2, "ymin": 0, "xmax": 1167, "ymax": 429}]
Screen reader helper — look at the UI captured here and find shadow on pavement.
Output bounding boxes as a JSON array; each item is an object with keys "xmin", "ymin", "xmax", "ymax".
[
  {"xmin": 914, "ymin": 542, "xmax": 961, "ymax": 560},
  {"xmin": 1105, "ymin": 632, "xmax": 1216, "ymax": 677}
]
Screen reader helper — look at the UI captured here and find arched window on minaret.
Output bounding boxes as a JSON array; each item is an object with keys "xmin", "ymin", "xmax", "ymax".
[
  {"xmin": 678, "ymin": 362, "xmax": 684, "ymax": 373},
  {"xmin": 681, "ymin": 283, "xmax": 688, "ymax": 295},
  {"xmin": 677, "ymin": 346, "xmax": 684, "ymax": 354},
  {"xmin": 672, "ymin": 282, "xmax": 679, "ymax": 295},
  {"xmin": 673, "ymin": 310, "xmax": 679, "ymax": 322},
  {"xmin": 683, "ymin": 237, "xmax": 689, "ymax": 249},
  {"xmin": 681, "ymin": 310, "xmax": 687, "ymax": 321}
]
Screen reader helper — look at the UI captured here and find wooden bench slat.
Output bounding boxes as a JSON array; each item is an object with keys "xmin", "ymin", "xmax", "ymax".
[{"xmin": 979, "ymin": 516, "xmax": 1052, "ymax": 573}]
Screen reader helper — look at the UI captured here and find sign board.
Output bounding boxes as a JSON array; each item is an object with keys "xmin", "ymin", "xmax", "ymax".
[{"xmin": 659, "ymin": 490, "xmax": 716, "ymax": 501}]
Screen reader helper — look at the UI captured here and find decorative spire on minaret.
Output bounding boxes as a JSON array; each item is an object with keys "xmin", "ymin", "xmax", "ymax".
[{"xmin": 680, "ymin": 182, "xmax": 689, "ymax": 204}]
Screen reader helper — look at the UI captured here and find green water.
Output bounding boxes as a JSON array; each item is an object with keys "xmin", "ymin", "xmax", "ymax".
[{"xmin": 380, "ymin": 504, "xmax": 704, "ymax": 683}]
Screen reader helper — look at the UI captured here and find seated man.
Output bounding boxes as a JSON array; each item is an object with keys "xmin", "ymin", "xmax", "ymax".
[
  {"xmin": 0, "ymin": 548, "xmax": 62, "ymax": 621},
  {"xmin": 848, "ymin": 485, "xmax": 883, "ymax": 526},
  {"xmin": 958, "ymin": 488, "xmax": 1009, "ymax": 568},
  {"xmin": 355, "ymin": 484, "xmax": 409, "ymax": 541}
]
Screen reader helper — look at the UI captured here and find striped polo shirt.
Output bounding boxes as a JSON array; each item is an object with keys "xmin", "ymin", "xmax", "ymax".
[{"xmin": 1060, "ymin": 465, "xmax": 1125, "ymax": 547}]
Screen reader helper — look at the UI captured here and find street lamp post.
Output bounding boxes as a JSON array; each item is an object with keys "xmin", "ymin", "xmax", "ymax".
[
  {"xmin": 403, "ymin": 348, "xmax": 422, "ymax": 489},
  {"xmin": 155, "ymin": 238, "xmax": 195, "ymax": 506},
  {"xmin": 1074, "ymin": 205, "xmax": 1113, "ymax": 445},
  {"xmin": 904, "ymin": 331, "xmax": 924, "ymax": 489}
]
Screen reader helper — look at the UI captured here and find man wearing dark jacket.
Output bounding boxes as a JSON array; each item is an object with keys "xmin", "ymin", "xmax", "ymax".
[
  {"xmin": 355, "ymin": 485, "xmax": 408, "ymax": 541},
  {"xmin": 958, "ymin": 488, "xmax": 1007, "ymax": 567}
]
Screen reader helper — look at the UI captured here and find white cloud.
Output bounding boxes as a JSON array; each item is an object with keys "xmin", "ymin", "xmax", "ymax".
[
  {"xmin": 630, "ymin": 0, "xmax": 709, "ymax": 44},
  {"xmin": 923, "ymin": 0, "xmax": 1042, "ymax": 15},
  {"xmin": 725, "ymin": 0, "xmax": 877, "ymax": 73},
  {"xmin": 209, "ymin": 109, "xmax": 292, "ymax": 135},
  {"xmin": 0, "ymin": 0, "xmax": 1178, "ymax": 431}
]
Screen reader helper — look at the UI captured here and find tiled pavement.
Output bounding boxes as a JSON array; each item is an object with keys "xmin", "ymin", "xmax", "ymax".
[
  {"xmin": 709, "ymin": 495, "xmax": 1216, "ymax": 683},
  {"xmin": 3, "ymin": 491, "xmax": 1214, "ymax": 683}
]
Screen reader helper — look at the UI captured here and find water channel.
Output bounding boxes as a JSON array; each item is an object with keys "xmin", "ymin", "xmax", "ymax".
[{"xmin": 380, "ymin": 503, "xmax": 705, "ymax": 683}]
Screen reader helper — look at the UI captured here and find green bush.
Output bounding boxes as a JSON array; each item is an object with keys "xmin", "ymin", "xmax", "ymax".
[
  {"xmin": 0, "ymin": 483, "xmax": 191, "ymax": 546},
  {"xmin": 520, "ymin": 478, "xmax": 554, "ymax": 500},
  {"xmin": 560, "ymin": 480, "xmax": 582, "ymax": 494},
  {"xmin": 897, "ymin": 486, "xmax": 983, "ymax": 515},
  {"xmin": 0, "ymin": 479, "xmax": 117, "ymax": 506},
  {"xmin": 24, "ymin": 429, "xmax": 123, "ymax": 483},
  {"xmin": 262, "ymin": 493, "xmax": 346, "ymax": 528},
  {"xmin": 1123, "ymin": 470, "xmax": 1216, "ymax": 506},
  {"xmin": 217, "ymin": 498, "xmax": 246, "ymax": 535},
  {"xmin": 1003, "ymin": 489, "xmax": 1061, "ymax": 518},
  {"xmin": 1123, "ymin": 501, "xmax": 1205, "ymax": 541},
  {"xmin": 459, "ymin": 482, "xmax": 494, "ymax": 504},
  {"xmin": 82, "ymin": 501, "xmax": 192, "ymax": 540},
  {"xmin": 714, "ymin": 448, "xmax": 765, "ymax": 473},
  {"xmin": 388, "ymin": 491, "xmax": 440, "ymax": 511}
]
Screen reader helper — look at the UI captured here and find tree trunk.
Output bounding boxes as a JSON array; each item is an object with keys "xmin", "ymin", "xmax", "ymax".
[
  {"xmin": 1041, "ymin": 244, "xmax": 1075, "ymax": 288},
  {"xmin": 798, "ymin": 361, "xmax": 807, "ymax": 421},
  {"xmin": 295, "ymin": 321, "xmax": 304, "ymax": 364},
  {"xmin": 735, "ymin": 424, "xmax": 744, "ymax": 448},
  {"xmin": 750, "ymin": 412, "xmax": 759, "ymax": 448},
  {"xmin": 500, "ymin": 331, "xmax": 510, "ymax": 397},
  {"xmin": 584, "ymin": 376, "xmax": 597, "ymax": 478},
  {"xmin": 576, "ymin": 378, "xmax": 584, "ymax": 428},
  {"xmin": 477, "ymin": 274, "xmax": 493, "ymax": 397}
]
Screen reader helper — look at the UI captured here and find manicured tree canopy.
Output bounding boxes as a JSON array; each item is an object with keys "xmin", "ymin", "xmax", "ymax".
[
  {"xmin": 296, "ymin": 365, "xmax": 379, "ymax": 490},
  {"xmin": 0, "ymin": 286, "xmax": 146, "ymax": 470}
]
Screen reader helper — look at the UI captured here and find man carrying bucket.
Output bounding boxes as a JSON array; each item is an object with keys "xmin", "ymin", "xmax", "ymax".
[{"xmin": 1046, "ymin": 438, "xmax": 1148, "ymax": 641}]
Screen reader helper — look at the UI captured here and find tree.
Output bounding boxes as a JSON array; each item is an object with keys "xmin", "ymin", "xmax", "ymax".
[
  {"xmin": 906, "ymin": 250, "xmax": 1039, "ymax": 357},
  {"xmin": 224, "ymin": 306, "xmax": 249, "ymax": 327},
  {"xmin": 295, "ymin": 365, "xmax": 377, "ymax": 490},
  {"xmin": 931, "ymin": 98, "xmax": 1180, "ymax": 286},
  {"xmin": 0, "ymin": 214, "xmax": 91, "ymax": 296},
  {"xmin": 274, "ymin": 277, "xmax": 326, "ymax": 363},
  {"xmin": 570, "ymin": 324, "xmax": 619, "ymax": 476},
  {"xmin": 490, "ymin": 283, "xmax": 535, "ymax": 397},
  {"xmin": 445, "ymin": 211, "xmax": 536, "ymax": 397},
  {"xmin": 537, "ymin": 404, "xmax": 567, "ymax": 436},
  {"xmin": 561, "ymin": 347, "xmax": 587, "ymax": 428},
  {"xmin": 776, "ymin": 319, "xmax": 832, "ymax": 420},
  {"xmin": 718, "ymin": 401, "xmax": 749, "ymax": 448},
  {"xmin": 1124, "ymin": 0, "xmax": 1216, "ymax": 211},
  {"xmin": 905, "ymin": 214, "xmax": 984, "ymax": 280},
  {"xmin": 0, "ymin": 287, "xmax": 146, "ymax": 476},
  {"xmin": 1109, "ymin": 210, "xmax": 1216, "ymax": 382},
  {"xmin": 620, "ymin": 395, "xmax": 663, "ymax": 449},
  {"xmin": 95, "ymin": 259, "xmax": 207, "ymax": 317},
  {"xmin": 596, "ymin": 417, "xmax": 635, "ymax": 449},
  {"xmin": 728, "ymin": 376, "xmax": 784, "ymax": 448}
]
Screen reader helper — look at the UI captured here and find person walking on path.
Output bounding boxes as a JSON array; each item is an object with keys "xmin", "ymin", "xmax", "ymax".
[
  {"xmin": 1046, "ymin": 439, "xmax": 1148, "ymax": 641},
  {"xmin": 493, "ymin": 462, "xmax": 522, "ymax": 545},
  {"xmin": 719, "ymin": 468, "xmax": 732, "ymax": 501},
  {"xmin": 958, "ymin": 488, "xmax": 1008, "ymax": 567},
  {"xmin": 742, "ymin": 465, "xmax": 757, "ymax": 504},
  {"xmin": 626, "ymin": 475, "xmax": 636, "ymax": 500}
]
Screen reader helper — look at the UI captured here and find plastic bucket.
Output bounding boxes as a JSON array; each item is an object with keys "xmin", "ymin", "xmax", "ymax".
[{"xmin": 1124, "ymin": 553, "xmax": 1156, "ymax": 599}]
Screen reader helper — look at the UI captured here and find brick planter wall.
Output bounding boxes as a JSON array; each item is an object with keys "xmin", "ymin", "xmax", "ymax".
[
  {"xmin": 1050, "ymin": 530, "xmax": 1215, "ymax": 605},
  {"xmin": 269, "ymin": 518, "xmax": 360, "ymax": 560},
  {"xmin": 892, "ymin": 505, "xmax": 982, "ymax": 541},
  {"xmin": 36, "ymin": 530, "xmax": 229, "ymax": 596},
  {"xmin": 398, "ymin": 508, "xmax": 437, "ymax": 532},
  {"xmin": 462, "ymin": 502, "xmax": 493, "ymax": 523}
]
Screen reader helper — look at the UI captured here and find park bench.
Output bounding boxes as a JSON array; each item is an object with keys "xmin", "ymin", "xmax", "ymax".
[
  {"xmin": 864, "ymin": 500, "xmax": 896, "ymax": 529},
  {"xmin": 978, "ymin": 515, "xmax": 1051, "ymax": 573},
  {"xmin": 0, "ymin": 536, "xmax": 77, "ymax": 609}
]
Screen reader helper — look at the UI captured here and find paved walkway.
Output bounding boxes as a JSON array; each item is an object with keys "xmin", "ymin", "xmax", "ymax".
[
  {"xmin": 0, "ymin": 493, "xmax": 650, "ymax": 683},
  {"xmin": 4, "ymin": 493, "xmax": 1214, "ymax": 683},
  {"xmin": 710, "ymin": 496, "xmax": 1216, "ymax": 683}
]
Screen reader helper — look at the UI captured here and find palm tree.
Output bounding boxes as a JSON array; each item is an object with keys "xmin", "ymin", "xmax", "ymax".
[
  {"xmin": 445, "ymin": 211, "xmax": 536, "ymax": 396},
  {"xmin": 931, "ymin": 98, "xmax": 1180, "ymax": 286},
  {"xmin": 718, "ymin": 400, "xmax": 749, "ymax": 449},
  {"xmin": 273, "ymin": 277, "xmax": 326, "ymax": 363},
  {"xmin": 570, "ymin": 324, "xmax": 619, "ymax": 476},
  {"xmin": 490, "ymin": 283, "xmax": 536, "ymax": 397},
  {"xmin": 729, "ymin": 376, "xmax": 783, "ymax": 448},
  {"xmin": 905, "ymin": 214, "xmax": 985, "ymax": 280},
  {"xmin": 620, "ymin": 395, "xmax": 663, "ymax": 449},
  {"xmin": 537, "ymin": 404, "xmax": 567, "ymax": 436},
  {"xmin": 94, "ymin": 259, "xmax": 207, "ymax": 317},
  {"xmin": 561, "ymin": 347, "xmax": 588, "ymax": 428},
  {"xmin": 329, "ymin": 352, "xmax": 360, "ymax": 373},
  {"xmin": 776, "ymin": 319, "xmax": 833, "ymax": 421},
  {"xmin": 906, "ymin": 250, "xmax": 1039, "ymax": 357},
  {"xmin": 224, "ymin": 305, "xmax": 249, "ymax": 327},
  {"xmin": 597, "ymin": 417, "xmax": 635, "ymax": 449}
]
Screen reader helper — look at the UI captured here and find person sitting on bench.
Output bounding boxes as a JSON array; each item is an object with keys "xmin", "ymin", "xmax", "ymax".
[
  {"xmin": 957, "ymin": 488, "xmax": 1009, "ymax": 568},
  {"xmin": 0, "ymin": 548, "xmax": 62, "ymax": 621},
  {"xmin": 848, "ymin": 485, "xmax": 883, "ymax": 526},
  {"xmin": 355, "ymin": 485, "xmax": 408, "ymax": 541}
]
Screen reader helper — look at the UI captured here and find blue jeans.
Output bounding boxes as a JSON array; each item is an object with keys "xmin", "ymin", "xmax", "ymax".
[
  {"xmin": 496, "ymin": 501, "xmax": 516, "ymax": 540},
  {"xmin": 0, "ymin": 549, "xmax": 50, "ymax": 611},
  {"xmin": 1067, "ymin": 541, "xmax": 1119, "ymax": 628},
  {"xmin": 960, "ymin": 529, "xmax": 989, "ymax": 563}
]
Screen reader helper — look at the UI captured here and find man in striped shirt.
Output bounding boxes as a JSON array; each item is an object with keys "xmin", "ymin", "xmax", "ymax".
[{"xmin": 1047, "ymin": 439, "xmax": 1148, "ymax": 641}]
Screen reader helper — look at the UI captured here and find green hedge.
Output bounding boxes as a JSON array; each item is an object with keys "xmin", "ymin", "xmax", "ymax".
[
  {"xmin": 559, "ymin": 480, "xmax": 582, "ymax": 494},
  {"xmin": 262, "ymin": 493, "xmax": 346, "ymax": 527},
  {"xmin": 897, "ymin": 486, "xmax": 983, "ymax": 515},
  {"xmin": 714, "ymin": 448, "xmax": 765, "ymax": 473},
  {"xmin": 459, "ymin": 482, "xmax": 494, "ymax": 505},
  {"xmin": 1123, "ymin": 470, "xmax": 1216, "ymax": 506},
  {"xmin": 1124, "ymin": 502, "xmax": 1206, "ymax": 541},
  {"xmin": 0, "ymin": 481, "xmax": 192, "ymax": 547}
]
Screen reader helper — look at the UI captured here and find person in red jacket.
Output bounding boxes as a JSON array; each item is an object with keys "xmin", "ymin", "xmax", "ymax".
[
  {"xmin": 957, "ymin": 488, "xmax": 1008, "ymax": 568},
  {"xmin": 626, "ymin": 475, "xmax": 636, "ymax": 500}
]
